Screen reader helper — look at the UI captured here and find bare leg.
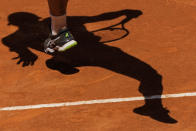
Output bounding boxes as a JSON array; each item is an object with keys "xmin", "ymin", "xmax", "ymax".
[
  {"xmin": 47, "ymin": 0, "xmax": 68, "ymax": 35},
  {"xmin": 48, "ymin": 0, "xmax": 68, "ymax": 16}
]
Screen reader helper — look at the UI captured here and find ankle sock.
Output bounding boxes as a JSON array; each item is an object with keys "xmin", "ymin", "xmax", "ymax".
[{"xmin": 50, "ymin": 14, "xmax": 67, "ymax": 35}]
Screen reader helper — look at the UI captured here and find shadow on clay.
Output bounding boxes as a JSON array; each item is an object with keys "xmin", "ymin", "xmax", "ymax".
[{"xmin": 2, "ymin": 9, "xmax": 177, "ymax": 124}]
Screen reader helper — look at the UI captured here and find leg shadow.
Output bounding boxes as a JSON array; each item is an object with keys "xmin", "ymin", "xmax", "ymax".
[{"xmin": 54, "ymin": 41, "xmax": 177, "ymax": 123}]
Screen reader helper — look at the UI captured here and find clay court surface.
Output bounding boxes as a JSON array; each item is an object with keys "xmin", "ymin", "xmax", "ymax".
[{"xmin": 0, "ymin": 0, "xmax": 196, "ymax": 130}]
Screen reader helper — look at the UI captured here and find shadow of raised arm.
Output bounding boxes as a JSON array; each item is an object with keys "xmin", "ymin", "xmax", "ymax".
[
  {"xmin": 67, "ymin": 9, "xmax": 142, "ymax": 43},
  {"xmin": 78, "ymin": 9, "xmax": 142, "ymax": 24}
]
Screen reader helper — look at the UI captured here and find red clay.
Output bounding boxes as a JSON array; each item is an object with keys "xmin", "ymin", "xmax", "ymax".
[{"xmin": 0, "ymin": 0, "xmax": 196, "ymax": 130}]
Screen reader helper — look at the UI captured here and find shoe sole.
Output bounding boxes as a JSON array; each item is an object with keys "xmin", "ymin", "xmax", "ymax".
[{"xmin": 57, "ymin": 40, "xmax": 77, "ymax": 52}]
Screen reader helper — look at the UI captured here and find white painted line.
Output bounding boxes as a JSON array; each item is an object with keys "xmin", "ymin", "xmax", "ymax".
[{"xmin": 0, "ymin": 92, "xmax": 196, "ymax": 111}]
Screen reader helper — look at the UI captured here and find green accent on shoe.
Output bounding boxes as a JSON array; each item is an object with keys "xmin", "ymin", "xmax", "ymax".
[
  {"xmin": 59, "ymin": 41, "xmax": 77, "ymax": 52},
  {"xmin": 65, "ymin": 33, "xmax": 69, "ymax": 38}
]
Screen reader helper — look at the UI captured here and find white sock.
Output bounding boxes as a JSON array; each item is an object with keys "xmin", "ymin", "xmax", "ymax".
[{"xmin": 50, "ymin": 14, "xmax": 67, "ymax": 35}]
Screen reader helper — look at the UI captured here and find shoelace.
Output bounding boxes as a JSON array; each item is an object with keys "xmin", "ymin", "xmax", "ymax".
[
  {"xmin": 48, "ymin": 34, "xmax": 61, "ymax": 48},
  {"xmin": 48, "ymin": 39, "xmax": 56, "ymax": 48}
]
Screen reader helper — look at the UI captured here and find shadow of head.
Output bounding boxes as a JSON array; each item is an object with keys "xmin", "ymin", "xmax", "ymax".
[{"xmin": 7, "ymin": 12, "xmax": 41, "ymax": 26}]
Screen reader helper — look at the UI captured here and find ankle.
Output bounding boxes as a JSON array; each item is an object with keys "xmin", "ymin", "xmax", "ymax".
[{"xmin": 50, "ymin": 14, "xmax": 67, "ymax": 35}]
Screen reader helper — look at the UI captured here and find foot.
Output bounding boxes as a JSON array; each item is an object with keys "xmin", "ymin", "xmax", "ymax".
[
  {"xmin": 44, "ymin": 28, "xmax": 77, "ymax": 53},
  {"xmin": 133, "ymin": 105, "xmax": 177, "ymax": 123}
]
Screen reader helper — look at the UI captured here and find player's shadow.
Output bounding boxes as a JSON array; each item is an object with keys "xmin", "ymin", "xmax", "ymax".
[{"xmin": 2, "ymin": 10, "xmax": 177, "ymax": 124}]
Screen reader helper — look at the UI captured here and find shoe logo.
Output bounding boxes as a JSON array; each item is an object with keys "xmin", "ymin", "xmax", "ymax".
[{"xmin": 65, "ymin": 33, "xmax": 69, "ymax": 38}]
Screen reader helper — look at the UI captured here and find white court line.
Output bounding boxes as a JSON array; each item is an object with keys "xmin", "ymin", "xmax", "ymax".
[{"xmin": 0, "ymin": 92, "xmax": 196, "ymax": 111}]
